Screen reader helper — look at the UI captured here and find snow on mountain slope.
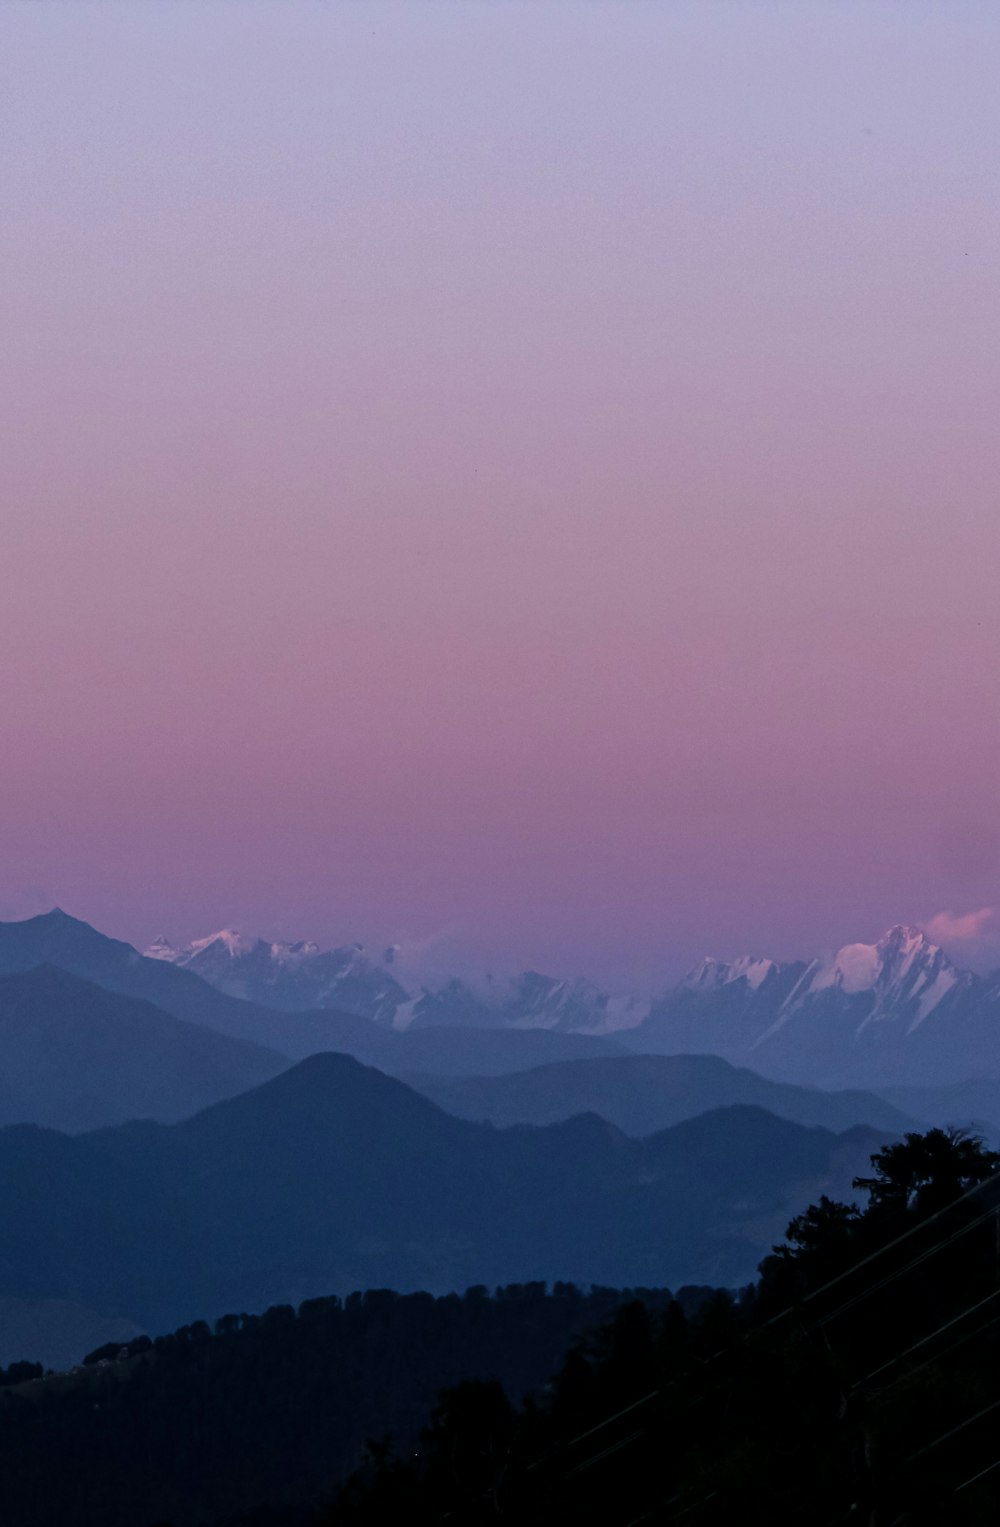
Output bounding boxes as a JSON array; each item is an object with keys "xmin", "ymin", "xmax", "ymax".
[
  {"xmin": 685, "ymin": 955, "xmax": 778, "ymax": 993},
  {"xmin": 145, "ymin": 933, "xmax": 649, "ymax": 1034},
  {"xmin": 773, "ymin": 926, "xmax": 964, "ymax": 1034},
  {"xmin": 144, "ymin": 931, "xmax": 409, "ymax": 1024},
  {"xmin": 145, "ymin": 921, "xmax": 992, "ymax": 1082},
  {"xmin": 502, "ymin": 973, "xmax": 650, "ymax": 1034},
  {"xmin": 146, "ymin": 935, "xmax": 179, "ymax": 962},
  {"xmin": 635, "ymin": 925, "xmax": 984, "ymax": 1086}
]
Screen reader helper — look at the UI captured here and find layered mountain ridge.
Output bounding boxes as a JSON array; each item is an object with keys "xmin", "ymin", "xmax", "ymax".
[
  {"xmin": 147, "ymin": 928, "xmax": 647, "ymax": 1034},
  {"xmin": 145, "ymin": 920, "xmax": 1000, "ymax": 1086},
  {"xmin": 147, "ymin": 928, "xmax": 409, "ymax": 1024},
  {"xmin": 638, "ymin": 925, "xmax": 990, "ymax": 1085},
  {"xmin": 0, "ymin": 1051, "xmax": 884, "ymax": 1332},
  {"xmin": 1, "ymin": 908, "xmax": 996, "ymax": 1090}
]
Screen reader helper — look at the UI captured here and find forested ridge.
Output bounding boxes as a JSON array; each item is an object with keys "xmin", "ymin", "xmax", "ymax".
[
  {"xmin": 0, "ymin": 1281, "xmax": 691, "ymax": 1526},
  {"xmin": 3, "ymin": 1128, "xmax": 1000, "ymax": 1524},
  {"xmin": 332, "ymin": 1128, "xmax": 1000, "ymax": 1526}
]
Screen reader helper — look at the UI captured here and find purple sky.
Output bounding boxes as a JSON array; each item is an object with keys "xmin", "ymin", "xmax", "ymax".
[{"xmin": 2, "ymin": 3, "xmax": 999, "ymax": 985}]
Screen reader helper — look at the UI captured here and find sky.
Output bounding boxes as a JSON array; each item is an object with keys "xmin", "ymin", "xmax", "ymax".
[{"xmin": 2, "ymin": 2, "xmax": 999, "ymax": 986}]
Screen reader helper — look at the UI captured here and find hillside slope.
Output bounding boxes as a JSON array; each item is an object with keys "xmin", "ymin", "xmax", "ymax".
[
  {"xmin": 0, "ymin": 1055, "xmax": 884, "ymax": 1332},
  {"xmin": 0, "ymin": 966, "xmax": 288, "ymax": 1131},
  {"xmin": 408, "ymin": 1053, "xmax": 921, "ymax": 1136},
  {"xmin": 0, "ymin": 911, "xmax": 627, "ymax": 1074}
]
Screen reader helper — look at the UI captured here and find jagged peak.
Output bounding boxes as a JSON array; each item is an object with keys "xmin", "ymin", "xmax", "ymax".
[
  {"xmin": 144, "ymin": 934, "xmax": 177, "ymax": 962},
  {"xmin": 876, "ymin": 923, "xmax": 938, "ymax": 954},
  {"xmin": 683, "ymin": 954, "xmax": 776, "ymax": 992},
  {"xmin": 35, "ymin": 907, "xmax": 87, "ymax": 927}
]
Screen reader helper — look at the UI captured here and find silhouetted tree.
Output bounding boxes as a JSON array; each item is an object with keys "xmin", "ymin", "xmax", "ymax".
[{"xmin": 854, "ymin": 1126, "xmax": 1000, "ymax": 1217}]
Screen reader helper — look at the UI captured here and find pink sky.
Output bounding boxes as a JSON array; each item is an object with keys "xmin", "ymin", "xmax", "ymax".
[{"xmin": 2, "ymin": 3, "xmax": 999, "ymax": 983}]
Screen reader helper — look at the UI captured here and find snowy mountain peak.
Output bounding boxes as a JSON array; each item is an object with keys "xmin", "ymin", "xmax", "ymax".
[
  {"xmin": 880, "ymin": 923, "xmax": 933, "ymax": 950},
  {"xmin": 684, "ymin": 955, "xmax": 777, "ymax": 993},
  {"xmin": 773, "ymin": 924, "xmax": 963, "ymax": 1036},
  {"xmin": 801, "ymin": 925, "xmax": 948, "ymax": 997},
  {"xmin": 642, "ymin": 921, "xmax": 984, "ymax": 1083},
  {"xmin": 877, "ymin": 926, "xmax": 943, "ymax": 984},
  {"xmin": 800, "ymin": 942, "xmax": 881, "ymax": 998},
  {"xmin": 145, "ymin": 934, "xmax": 176, "ymax": 962},
  {"xmin": 276, "ymin": 939, "xmax": 321, "ymax": 961},
  {"xmin": 187, "ymin": 929, "xmax": 255, "ymax": 961},
  {"xmin": 143, "ymin": 927, "xmax": 410, "ymax": 1025}
]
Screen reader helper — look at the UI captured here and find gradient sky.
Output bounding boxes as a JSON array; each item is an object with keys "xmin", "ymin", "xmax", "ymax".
[{"xmin": 2, "ymin": 2, "xmax": 999, "ymax": 985}]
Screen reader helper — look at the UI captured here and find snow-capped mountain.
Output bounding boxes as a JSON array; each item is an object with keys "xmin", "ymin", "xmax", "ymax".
[
  {"xmin": 145, "ymin": 932, "xmax": 646, "ymax": 1034},
  {"xmin": 501, "ymin": 972, "xmax": 650, "ymax": 1034},
  {"xmin": 633, "ymin": 925, "xmax": 984, "ymax": 1086},
  {"xmin": 408, "ymin": 972, "xmax": 649, "ymax": 1036},
  {"xmin": 145, "ymin": 922, "xmax": 1000, "ymax": 1084},
  {"xmin": 146, "ymin": 930, "xmax": 409, "ymax": 1025},
  {"xmin": 769, "ymin": 925, "xmax": 966, "ymax": 1034},
  {"xmin": 684, "ymin": 955, "xmax": 779, "ymax": 993}
]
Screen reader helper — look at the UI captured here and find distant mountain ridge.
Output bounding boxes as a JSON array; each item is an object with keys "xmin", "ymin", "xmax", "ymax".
[
  {"xmin": 147, "ymin": 928, "xmax": 409, "ymax": 1024},
  {"xmin": 407, "ymin": 1054, "xmax": 922, "ymax": 1138},
  {"xmin": 146, "ymin": 928, "xmax": 647, "ymax": 1034},
  {"xmin": 675, "ymin": 924, "xmax": 965, "ymax": 1033},
  {"xmin": 0, "ymin": 965, "xmax": 287, "ymax": 1132},
  {"xmin": 0, "ymin": 1052, "xmax": 885, "ymax": 1332},
  {"xmin": 0, "ymin": 911, "xmax": 629, "ymax": 1085},
  {"xmin": 633, "ymin": 925, "xmax": 996, "ymax": 1086},
  {"xmin": 146, "ymin": 919, "xmax": 1000, "ymax": 1086},
  {"xmin": 4, "ymin": 907, "xmax": 999, "ymax": 1091}
]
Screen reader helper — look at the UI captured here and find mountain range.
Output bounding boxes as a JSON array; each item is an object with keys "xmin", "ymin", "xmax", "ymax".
[
  {"xmin": 0, "ymin": 1052, "xmax": 883, "ymax": 1333},
  {"xmin": 635, "ymin": 924, "xmax": 1000, "ymax": 1086},
  {"xmin": 0, "ymin": 911, "xmax": 627, "ymax": 1087},
  {"xmin": 146, "ymin": 919, "xmax": 1000, "ymax": 1086},
  {"xmin": 146, "ymin": 928, "xmax": 651, "ymax": 1033},
  {"xmin": 1, "ymin": 901, "xmax": 994, "ymax": 1380},
  {"xmin": 146, "ymin": 928, "xmax": 410, "ymax": 1023},
  {"xmin": 0, "ymin": 932, "xmax": 939, "ymax": 1149},
  {"xmin": 406, "ymin": 1054, "xmax": 921, "ymax": 1138},
  {"xmin": 0, "ymin": 965, "xmax": 286, "ymax": 1131}
]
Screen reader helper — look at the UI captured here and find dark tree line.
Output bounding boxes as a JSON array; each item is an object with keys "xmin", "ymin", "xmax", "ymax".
[
  {"xmin": 330, "ymin": 1129, "xmax": 1000, "ymax": 1527},
  {"xmin": 0, "ymin": 1280, "xmax": 691, "ymax": 1526},
  {"xmin": 0, "ymin": 1359, "xmax": 43, "ymax": 1388},
  {"xmin": 1, "ymin": 1127, "xmax": 998, "ymax": 1526}
]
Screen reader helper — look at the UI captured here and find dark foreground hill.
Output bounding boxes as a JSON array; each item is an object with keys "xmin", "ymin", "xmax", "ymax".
[
  {"xmin": 3, "ymin": 1131, "xmax": 998, "ymax": 1527},
  {"xmin": 0, "ymin": 910, "xmax": 627, "ymax": 1075},
  {"xmin": 0, "ymin": 1054, "xmax": 882, "ymax": 1332},
  {"xmin": 0, "ymin": 966, "xmax": 288, "ymax": 1132},
  {"xmin": 0, "ymin": 1283, "xmax": 683, "ymax": 1527},
  {"xmin": 408, "ymin": 1053, "xmax": 920, "ymax": 1137},
  {"xmin": 333, "ymin": 1131, "xmax": 1000, "ymax": 1527}
]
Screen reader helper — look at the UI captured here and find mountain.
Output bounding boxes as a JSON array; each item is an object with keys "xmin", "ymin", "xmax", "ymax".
[
  {"xmin": 147, "ymin": 928, "xmax": 409, "ymax": 1023},
  {"xmin": 630, "ymin": 925, "xmax": 997, "ymax": 1087},
  {"xmin": 0, "ymin": 1054, "xmax": 884, "ymax": 1333},
  {"xmin": 408, "ymin": 970, "xmax": 650, "ymax": 1034},
  {"xmin": 146, "ymin": 928, "xmax": 649, "ymax": 1033},
  {"xmin": 0, "ymin": 908, "xmax": 336, "ymax": 1051},
  {"xmin": 0, "ymin": 966, "xmax": 288, "ymax": 1131},
  {"xmin": 375, "ymin": 1023, "xmax": 628, "ymax": 1074},
  {"xmin": 16, "ymin": 908, "xmax": 998, "ymax": 1092},
  {"xmin": 0, "ymin": 912, "xmax": 626, "ymax": 1079},
  {"xmin": 407, "ymin": 1054, "xmax": 922, "ymax": 1137},
  {"xmin": 144, "ymin": 918, "xmax": 1000, "ymax": 1087}
]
